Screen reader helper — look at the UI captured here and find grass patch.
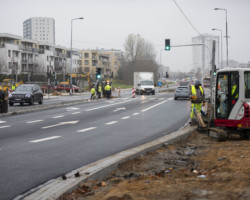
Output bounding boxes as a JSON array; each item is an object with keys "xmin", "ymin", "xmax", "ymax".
[{"xmin": 112, "ymin": 79, "xmax": 133, "ymax": 89}]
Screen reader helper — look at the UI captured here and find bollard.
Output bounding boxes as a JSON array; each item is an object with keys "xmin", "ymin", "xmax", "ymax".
[{"xmin": 132, "ymin": 88, "xmax": 136, "ymax": 98}]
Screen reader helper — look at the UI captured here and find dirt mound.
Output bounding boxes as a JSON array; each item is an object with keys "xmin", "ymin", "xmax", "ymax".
[{"xmin": 61, "ymin": 131, "xmax": 250, "ymax": 200}]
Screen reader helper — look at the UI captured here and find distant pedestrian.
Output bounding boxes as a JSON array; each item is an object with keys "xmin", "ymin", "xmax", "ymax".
[
  {"xmin": 97, "ymin": 84, "xmax": 102, "ymax": 99},
  {"xmin": 105, "ymin": 83, "xmax": 112, "ymax": 99},
  {"xmin": 90, "ymin": 85, "xmax": 96, "ymax": 100}
]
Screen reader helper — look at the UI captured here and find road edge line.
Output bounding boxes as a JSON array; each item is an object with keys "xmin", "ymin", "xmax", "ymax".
[{"xmin": 18, "ymin": 125, "xmax": 197, "ymax": 200}]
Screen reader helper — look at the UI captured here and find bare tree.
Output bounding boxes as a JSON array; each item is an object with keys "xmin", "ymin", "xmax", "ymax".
[{"xmin": 124, "ymin": 34, "xmax": 156, "ymax": 62}]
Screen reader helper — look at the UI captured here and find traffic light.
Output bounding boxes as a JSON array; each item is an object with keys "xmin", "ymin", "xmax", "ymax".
[
  {"xmin": 96, "ymin": 68, "xmax": 101, "ymax": 79},
  {"xmin": 165, "ymin": 39, "xmax": 170, "ymax": 51},
  {"xmin": 166, "ymin": 72, "xmax": 169, "ymax": 78}
]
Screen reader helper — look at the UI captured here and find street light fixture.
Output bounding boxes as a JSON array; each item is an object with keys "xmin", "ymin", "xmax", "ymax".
[
  {"xmin": 212, "ymin": 28, "xmax": 223, "ymax": 69},
  {"xmin": 70, "ymin": 17, "xmax": 84, "ymax": 96},
  {"xmin": 214, "ymin": 8, "xmax": 228, "ymax": 67}
]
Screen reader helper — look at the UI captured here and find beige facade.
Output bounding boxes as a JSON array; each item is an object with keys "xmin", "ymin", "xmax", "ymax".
[{"xmin": 80, "ymin": 49, "xmax": 122, "ymax": 80}]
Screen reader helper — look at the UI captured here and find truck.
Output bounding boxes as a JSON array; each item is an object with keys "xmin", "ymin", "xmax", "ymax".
[{"xmin": 134, "ymin": 72, "xmax": 155, "ymax": 95}]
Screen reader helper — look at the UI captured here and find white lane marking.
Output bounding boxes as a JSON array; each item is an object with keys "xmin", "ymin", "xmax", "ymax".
[
  {"xmin": 52, "ymin": 115, "xmax": 65, "ymax": 119},
  {"xmin": 26, "ymin": 120, "xmax": 44, "ymax": 124},
  {"xmin": 30, "ymin": 136, "xmax": 61, "ymax": 143},
  {"xmin": 133, "ymin": 113, "xmax": 140, "ymax": 116},
  {"xmin": 71, "ymin": 112, "xmax": 81, "ymax": 115},
  {"xmin": 42, "ymin": 121, "xmax": 79, "ymax": 129},
  {"xmin": 121, "ymin": 116, "xmax": 130, "ymax": 119},
  {"xmin": 0, "ymin": 121, "xmax": 6, "ymax": 124},
  {"xmin": 167, "ymin": 97, "xmax": 174, "ymax": 100},
  {"xmin": 105, "ymin": 121, "xmax": 118, "ymax": 125},
  {"xmin": 0, "ymin": 126, "xmax": 10, "ymax": 129},
  {"xmin": 159, "ymin": 98, "xmax": 165, "ymax": 100},
  {"xmin": 77, "ymin": 127, "xmax": 97, "ymax": 133},
  {"xmin": 113, "ymin": 107, "xmax": 126, "ymax": 112},
  {"xmin": 86, "ymin": 99, "xmax": 135, "ymax": 111},
  {"xmin": 141, "ymin": 100, "xmax": 167, "ymax": 112},
  {"xmin": 66, "ymin": 107, "xmax": 80, "ymax": 111}
]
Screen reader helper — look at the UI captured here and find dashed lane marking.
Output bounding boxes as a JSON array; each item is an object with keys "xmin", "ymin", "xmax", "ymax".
[
  {"xmin": 52, "ymin": 115, "xmax": 65, "ymax": 119},
  {"xmin": 132, "ymin": 113, "xmax": 140, "ymax": 116},
  {"xmin": 105, "ymin": 121, "xmax": 118, "ymax": 125},
  {"xmin": 86, "ymin": 99, "xmax": 135, "ymax": 111},
  {"xmin": 26, "ymin": 120, "xmax": 44, "ymax": 124},
  {"xmin": 141, "ymin": 100, "xmax": 167, "ymax": 112},
  {"xmin": 30, "ymin": 136, "xmax": 61, "ymax": 143},
  {"xmin": 71, "ymin": 112, "xmax": 81, "ymax": 115},
  {"xmin": 0, "ymin": 126, "xmax": 10, "ymax": 129},
  {"xmin": 0, "ymin": 121, "xmax": 6, "ymax": 124},
  {"xmin": 121, "ymin": 116, "xmax": 130, "ymax": 119},
  {"xmin": 77, "ymin": 127, "xmax": 97, "ymax": 133}
]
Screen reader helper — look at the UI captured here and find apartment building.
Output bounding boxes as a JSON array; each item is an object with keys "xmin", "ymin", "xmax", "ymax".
[
  {"xmin": 192, "ymin": 34, "xmax": 219, "ymax": 77},
  {"xmin": 0, "ymin": 33, "xmax": 82, "ymax": 79},
  {"xmin": 23, "ymin": 17, "xmax": 55, "ymax": 44},
  {"xmin": 0, "ymin": 33, "xmax": 22, "ymax": 75},
  {"xmin": 80, "ymin": 49, "xmax": 122, "ymax": 80}
]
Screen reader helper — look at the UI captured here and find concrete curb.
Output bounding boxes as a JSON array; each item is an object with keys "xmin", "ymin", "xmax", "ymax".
[{"xmin": 18, "ymin": 125, "xmax": 197, "ymax": 200}]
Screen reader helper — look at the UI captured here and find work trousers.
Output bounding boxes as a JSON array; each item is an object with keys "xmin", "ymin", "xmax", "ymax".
[{"xmin": 190, "ymin": 103, "xmax": 202, "ymax": 119}]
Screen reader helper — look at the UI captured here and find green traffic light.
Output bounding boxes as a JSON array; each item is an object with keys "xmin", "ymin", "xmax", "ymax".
[{"xmin": 97, "ymin": 74, "xmax": 101, "ymax": 79}]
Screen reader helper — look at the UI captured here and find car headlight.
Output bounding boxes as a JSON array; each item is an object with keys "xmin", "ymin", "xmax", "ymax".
[{"xmin": 25, "ymin": 94, "xmax": 31, "ymax": 98}]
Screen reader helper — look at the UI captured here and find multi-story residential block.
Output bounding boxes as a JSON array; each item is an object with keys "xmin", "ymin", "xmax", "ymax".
[
  {"xmin": 20, "ymin": 38, "xmax": 39, "ymax": 74},
  {"xmin": 80, "ymin": 49, "xmax": 122, "ymax": 80},
  {"xmin": 192, "ymin": 34, "xmax": 219, "ymax": 77},
  {"xmin": 23, "ymin": 17, "xmax": 55, "ymax": 44},
  {"xmin": 0, "ymin": 33, "xmax": 22, "ymax": 75}
]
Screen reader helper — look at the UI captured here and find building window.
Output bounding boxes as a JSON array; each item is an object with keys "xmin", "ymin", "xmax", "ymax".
[
  {"xmin": 8, "ymin": 50, "xmax": 11, "ymax": 57},
  {"xmin": 84, "ymin": 53, "xmax": 89, "ymax": 58},
  {"xmin": 84, "ymin": 60, "xmax": 89, "ymax": 65}
]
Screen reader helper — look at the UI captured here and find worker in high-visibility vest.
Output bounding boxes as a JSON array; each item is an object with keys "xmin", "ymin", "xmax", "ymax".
[
  {"xmin": 97, "ymin": 85, "xmax": 102, "ymax": 99},
  {"xmin": 105, "ymin": 83, "xmax": 112, "ymax": 99},
  {"xmin": 90, "ymin": 85, "xmax": 96, "ymax": 100},
  {"xmin": 11, "ymin": 83, "xmax": 16, "ymax": 91},
  {"xmin": 189, "ymin": 80, "xmax": 205, "ymax": 125}
]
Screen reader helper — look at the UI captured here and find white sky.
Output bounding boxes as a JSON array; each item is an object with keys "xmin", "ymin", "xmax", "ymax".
[{"xmin": 0, "ymin": 0, "xmax": 249, "ymax": 72}]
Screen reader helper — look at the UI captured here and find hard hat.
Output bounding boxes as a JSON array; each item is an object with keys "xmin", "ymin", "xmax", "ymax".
[{"xmin": 195, "ymin": 80, "xmax": 201, "ymax": 86}]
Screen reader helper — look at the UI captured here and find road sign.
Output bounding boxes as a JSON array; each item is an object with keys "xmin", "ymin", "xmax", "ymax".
[{"xmin": 158, "ymin": 82, "xmax": 162, "ymax": 86}]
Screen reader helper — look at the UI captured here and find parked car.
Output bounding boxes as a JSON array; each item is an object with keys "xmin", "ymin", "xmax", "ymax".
[
  {"xmin": 56, "ymin": 83, "xmax": 80, "ymax": 92},
  {"xmin": 9, "ymin": 84, "xmax": 43, "ymax": 106},
  {"xmin": 174, "ymin": 86, "xmax": 190, "ymax": 100}
]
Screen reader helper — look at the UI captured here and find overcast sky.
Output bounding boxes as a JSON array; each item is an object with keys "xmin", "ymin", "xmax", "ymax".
[{"xmin": 0, "ymin": 0, "xmax": 249, "ymax": 72}]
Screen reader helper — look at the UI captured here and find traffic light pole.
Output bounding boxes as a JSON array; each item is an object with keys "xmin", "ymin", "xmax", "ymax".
[{"xmin": 169, "ymin": 43, "xmax": 212, "ymax": 82}]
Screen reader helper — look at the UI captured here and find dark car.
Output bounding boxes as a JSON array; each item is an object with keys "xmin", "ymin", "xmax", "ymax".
[
  {"xmin": 174, "ymin": 86, "xmax": 189, "ymax": 100},
  {"xmin": 9, "ymin": 84, "xmax": 43, "ymax": 106}
]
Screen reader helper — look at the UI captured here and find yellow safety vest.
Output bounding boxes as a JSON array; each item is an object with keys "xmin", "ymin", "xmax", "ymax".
[
  {"xmin": 12, "ymin": 85, "xmax": 16, "ymax": 91},
  {"xmin": 98, "ymin": 86, "xmax": 102, "ymax": 92},
  {"xmin": 191, "ymin": 85, "xmax": 203, "ymax": 102},
  {"xmin": 105, "ymin": 85, "xmax": 111, "ymax": 91},
  {"xmin": 91, "ymin": 88, "xmax": 95, "ymax": 94}
]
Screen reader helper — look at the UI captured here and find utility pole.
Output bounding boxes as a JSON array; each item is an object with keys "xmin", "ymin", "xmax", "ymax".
[{"xmin": 209, "ymin": 40, "xmax": 216, "ymax": 124}]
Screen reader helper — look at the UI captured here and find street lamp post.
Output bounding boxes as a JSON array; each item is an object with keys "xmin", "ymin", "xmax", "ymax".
[
  {"xmin": 70, "ymin": 17, "xmax": 83, "ymax": 96},
  {"xmin": 212, "ymin": 28, "xmax": 223, "ymax": 69},
  {"xmin": 214, "ymin": 8, "xmax": 228, "ymax": 67}
]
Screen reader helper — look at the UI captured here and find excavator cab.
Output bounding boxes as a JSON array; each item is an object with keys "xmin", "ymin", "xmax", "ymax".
[{"xmin": 214, "ymin": 68, "xmax": 250, "ymax": 129}]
